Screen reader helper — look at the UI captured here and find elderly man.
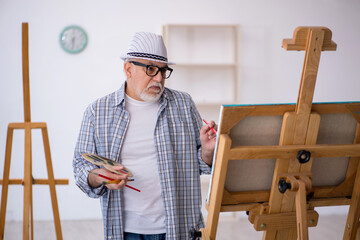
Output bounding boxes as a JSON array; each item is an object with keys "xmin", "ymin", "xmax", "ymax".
[{"xmin": 73, "ymin": 32, "xmax": 217, "ymax": 240}]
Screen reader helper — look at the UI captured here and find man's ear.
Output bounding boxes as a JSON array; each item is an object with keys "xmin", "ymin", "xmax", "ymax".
[{"xmin": 124, "ymin": 62, "xmax": 132, "ymax": 79}]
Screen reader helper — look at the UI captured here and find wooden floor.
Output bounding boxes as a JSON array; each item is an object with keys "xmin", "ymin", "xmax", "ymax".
[{"xmin": 3, "ymin": 214, "xmax": 349, "ymax": 239}]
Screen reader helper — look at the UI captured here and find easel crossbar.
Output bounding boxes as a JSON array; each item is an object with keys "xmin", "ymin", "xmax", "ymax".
[
  {"xmin": 8, "ymin": 122, "xmax": 47, "ymax": 129},
  {"xmin": 207, "ymin": 197, "xmax": 351, "ymax": 213},
  {"xmin": 0, "ymin": 179, "xmax": 68, "ymax": 185},
  {"xmin": 229, "ymin": 144, "xmax": 360, "ymax": 160}
]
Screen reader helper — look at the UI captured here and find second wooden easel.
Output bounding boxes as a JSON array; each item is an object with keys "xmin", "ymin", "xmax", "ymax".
[{"xmin": 0, "ymin": 23, "xmax": 68, "ymax": 240}]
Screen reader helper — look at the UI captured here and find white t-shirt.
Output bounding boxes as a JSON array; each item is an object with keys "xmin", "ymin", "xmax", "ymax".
[{"xmin": 121, "ymin": 94, "xmax": 165, "ymax": 234}]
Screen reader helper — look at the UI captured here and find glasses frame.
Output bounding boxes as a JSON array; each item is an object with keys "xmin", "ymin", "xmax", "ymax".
[{"xmin": 129, "ymin": 61, "xmax": 173, "ymax": 79}]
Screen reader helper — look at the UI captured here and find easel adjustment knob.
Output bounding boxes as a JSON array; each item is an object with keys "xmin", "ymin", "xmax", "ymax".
[
  {"xmin": 297, "ymin": 150, "xmax": 311, "ymax": 164},
  {"xmin": 189, "ymin": 227, "xmax": 202, "ymax": 240},
  {"xmin": 278, "ymin": 179, "xmax": 292, "ymax": 193}
]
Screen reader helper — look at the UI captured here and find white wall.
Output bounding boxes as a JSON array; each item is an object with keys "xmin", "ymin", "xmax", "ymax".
[{"xmin": 0, "ymin": 0, "xmax": 359, "ymax": 221}]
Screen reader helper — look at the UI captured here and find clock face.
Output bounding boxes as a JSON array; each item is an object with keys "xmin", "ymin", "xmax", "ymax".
[{"xmin": 59, "ymin": 25, "xmax": 87, "ymax": 54}]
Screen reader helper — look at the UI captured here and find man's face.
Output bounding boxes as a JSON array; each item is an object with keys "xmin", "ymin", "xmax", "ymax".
[{"xmin": 124, "ymin": 59, "xmax": 166, "ymax": 102}]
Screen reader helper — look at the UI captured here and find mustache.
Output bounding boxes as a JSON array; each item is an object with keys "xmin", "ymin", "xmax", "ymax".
[{"xmin": 146, "ymin": 82, "xmax": 163, "ymax": 91}]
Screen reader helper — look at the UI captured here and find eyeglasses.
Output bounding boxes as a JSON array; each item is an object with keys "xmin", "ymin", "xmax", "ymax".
[{"xmin": 129, "ymin": 61, "xmax": 173, "ymax": 79}]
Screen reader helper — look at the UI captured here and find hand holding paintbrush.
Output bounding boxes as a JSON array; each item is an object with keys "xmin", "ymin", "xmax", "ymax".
[
  {"xmin": 87, "ymin": 166, "xmax": 140, "ymax": 192},
  {"xmin": 88, "ymin": 170, "xmax": 139, "ymax": 192},
  {"xmin": 200, "ymin": 119, "xmax": 218, "ymax": 166}
]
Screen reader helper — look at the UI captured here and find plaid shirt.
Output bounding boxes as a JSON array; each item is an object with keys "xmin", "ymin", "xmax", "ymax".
[{"xmin": 73, "ymin": 83, "xmax": 211, "ymax": 239}]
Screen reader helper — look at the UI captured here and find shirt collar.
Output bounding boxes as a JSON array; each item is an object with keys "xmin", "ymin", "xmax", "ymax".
[{"xmin": 114, "ymin": 82, "xmax": 126, "ymax": 107}]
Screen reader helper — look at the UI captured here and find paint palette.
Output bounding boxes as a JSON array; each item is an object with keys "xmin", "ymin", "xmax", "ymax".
[{"xmin": 81, "ymin": 153, "xmax": 133, "ymax": 177}]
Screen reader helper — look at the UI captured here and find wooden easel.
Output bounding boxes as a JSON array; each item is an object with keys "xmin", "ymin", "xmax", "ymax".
[
  {"xmin": 196, "ymin": 26, "xmax": 360, "ymax": 240},
  {"xmin": 0, "ymin": 23, "xmax": 68, "ymax": 240},
  {"xmin": 264, "ymin": 26, "xmax": 336, "ymax": 240}
]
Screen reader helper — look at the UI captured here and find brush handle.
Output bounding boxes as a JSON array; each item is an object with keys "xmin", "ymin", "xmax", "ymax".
[
  {"xmin": 90, "ymin": 171, "xmax": 140, "ymax": 192},
  {"xmin": 203, "ymin": 119, "xmax": 217, "ymax": 134}
]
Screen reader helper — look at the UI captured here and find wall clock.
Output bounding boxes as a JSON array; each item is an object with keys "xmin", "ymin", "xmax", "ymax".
[{"xmin": 59, "ymin": 25, "xmax": 87, "ymax": 54}]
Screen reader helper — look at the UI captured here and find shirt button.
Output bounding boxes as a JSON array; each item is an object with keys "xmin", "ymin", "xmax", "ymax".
[
  {"xmin": 118, "ymin": 135, "xmax": 121, "ymax": 138},
  {"xmin": 125, "ymin": 115, "xmax": 128, "ymax": 119},
  {"xmin": 108, "ymin": 236, "xmax": 112, "ymax": 239}
]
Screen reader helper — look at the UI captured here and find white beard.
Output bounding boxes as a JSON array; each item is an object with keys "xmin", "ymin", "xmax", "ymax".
[{"xmin": 139, "ymin": 82, "xmax": 164, "ymax": 102}]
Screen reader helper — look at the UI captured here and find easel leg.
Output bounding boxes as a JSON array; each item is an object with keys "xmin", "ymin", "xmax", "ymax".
[
  {"xmin": 30, "ymin": 176, "xmax": 34, "ymax": 240},
  {"xmin": 356, "ymin": 222, "xmax": 360, "ymax": 240},
  {"xmin": 343, "ymin": 124, "xmax": 360, "ymax": 240},
  {"xmin": 42, "ymin": 126, "xmax": 63, "ymax": 240},
  {"xmin": 295, "ymin": 180, "xmax": 309, "ymax": 240},
  {"xmin": 0, "ymin": 127, "xmax": 14, "ymax": 240},
  {"xmin": 203, "ymin": 135, "xmax": 232, "ymax": 239},
  {"xmin": 23, "ymin": 125, "xmax": 32, "ymax": 240}
]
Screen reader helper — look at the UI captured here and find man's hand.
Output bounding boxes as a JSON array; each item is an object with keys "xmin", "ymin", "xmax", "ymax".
[
  {"xmin": 88, "ymin": 166, "xmax": 129, "ymax": 190},
  {"xmin": 200, "ymin": 120, "xmax": 218, "ymax": 166}
]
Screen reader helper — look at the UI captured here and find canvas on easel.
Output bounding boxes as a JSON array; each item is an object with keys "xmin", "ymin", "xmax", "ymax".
[
  {"xmin": 0, "ymin": 23, "xmax": 68, "ymax": 240},
  {"xmin": 195, "ymin": 27, "xmax": 360, "ymax": 240}
]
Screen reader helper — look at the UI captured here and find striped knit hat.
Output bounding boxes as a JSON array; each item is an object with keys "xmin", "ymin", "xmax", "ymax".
[{"xmin": 120, "ymin": 32, "xmax": 175, "ymax": 65}]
